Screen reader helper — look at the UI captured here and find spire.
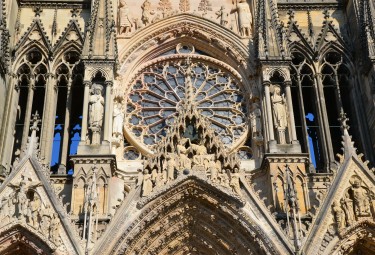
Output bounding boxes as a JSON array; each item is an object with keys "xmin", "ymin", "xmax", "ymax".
[{"xmin": 82, "ymin": 0, "xmax": 116, "ymax": 60}]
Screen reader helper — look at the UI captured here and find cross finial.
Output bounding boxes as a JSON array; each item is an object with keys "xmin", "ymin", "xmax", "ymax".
[
  {"xmin": 338, "ymin": 110, "xmax": 349, "ymax": 131},
  {"xmin": 33, "ymin": 6, "xmax": 43, "ymax": 18},
  {"xmin": 30, "ymin": 112, "xmax": 40, "ymax": 132},
  {"xmin": 71, "ymin": 7, "xmax": 80, "ymax": 18},
  {"xmin": 287, "ymin": 9, "xmax": 295, "ymax": 20}
]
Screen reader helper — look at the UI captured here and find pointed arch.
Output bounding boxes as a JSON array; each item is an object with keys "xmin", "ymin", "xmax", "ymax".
[
  {"xmin": 107, "ymin": 178, "xmax": 280, "ymax": 255},
  {"xmin": 0, "ymin": 224, "xmax": 55, "ymax": 255}
]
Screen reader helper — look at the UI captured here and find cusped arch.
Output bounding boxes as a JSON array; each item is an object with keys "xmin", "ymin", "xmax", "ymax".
[
  {"xmin": 0, "ymin": 223, "xmax": 55, "ymax": 255},
  {"xmin": 111, "ymin": 177, "xmax": 279, "ymax": 255}
]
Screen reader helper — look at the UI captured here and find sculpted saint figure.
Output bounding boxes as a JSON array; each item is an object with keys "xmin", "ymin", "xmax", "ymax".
[
  {"xmin": 142, "ymin": 169, "xmax": 153, "ymax": 197},
  {"xmin": 141, "ymin": 0, "xmax": 152, "ymax": 26},
  {"xmin": 166, "ymin": 153, "xmax": 176, "ymax": 182},
  {"xmin": 250, "ymin": 104, "xmax": 262, "ymax": 138},
  {"xmin": 332, "ymin": 201, "xmax": 346, "ymax": 230},
  {"xmin": 216, "ymin": 6, "xmax": 229, "ymax": 27},
  {"xmin": 209, "ymin": 160, "xmax": 220, "ymax": 183},
  {"xmin": 271, "ymin": 85, "xmax": 288, "ymax": 144},
  {"xmin": 89, "ymin": 84, "xmax": 104, "ymax": 144},
  {"xmin": 113, "ymin": 101, "xmax": 124, "ymax": 137},
  {"xmin": 177, "ymin": 138, "xmax": 192, "ymax": 170},
  {"xmin": 28, "ymin": 197, "xmax": 40, "ymax": 228},
  {"xmin": 231, "ymin": 0, "xmax": 252, "ymax": 37},
  {"xmin": 118, "ymin": 0, "xmax": 132, "ymax": 35},
  {"xmin": 13, "ymin": 180, "xmax": 28, "ymax": 219},
  {"xmin": 351, "ymin": 178, "xmax": 371, "ymax": 216},
  {"xmin": 219, "ymin": 169, "xmax": 230, "ymax": 188},
  {"xmin": 230, "ymin": 168, "xmax": 242, "ymax": 197},
  {"xmin": 40, "ymin": 204, "xmax": 54, "ymax": 236},
  {"xmin": 50, "ymin": 213, "xmax": 61, "ymax": 244}
]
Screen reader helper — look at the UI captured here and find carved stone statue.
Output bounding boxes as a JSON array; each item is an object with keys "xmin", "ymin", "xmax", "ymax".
[
  {"xmin": 271, "ymin": 85, "xmax": 288, "ymax": 144},
  {"xmin": 231, "ymin": 0, "xmax": 252, "ymax": 37},
  {"xmin": 166, "ymin": 153, "xmax": 176, "ymax": 182},
  {"xmin": 177, "ymin": 138, "xmax": 192, "ymax": 170},
  {"xmin": 112, "ymin": 100, "xmax": 124, "ymax": 138},
  {"xmin": 141, "ymin": 0, "xmax": 152, "ymax": 26},
  {"xmin": 250, "ymin": 104, "xmax": 262, "ymax": 138},
  {"xmin": 118, "ymin": 0, "xmax": 132, "ymax": 35},
  {"xmin": 341, "ymin": 195, "xmax": 354, "ymax": 226},
  {"xmin": 142, "ymin": 169, "xmax": 153, "ymax": 196},
  {"xmin": 13, "ymin": 180, "xmax": 28, "ymax": 219},
  {"xmin": 28, "ymin": 196, "xmax": 40, "ymax": 228},
  {"xmin": 50, "ymin": 213, "xmax": 61, "ymax": 245},
  {"xmin": 40, "ymin": 204, "xmax": 54, "ymax": 236},
  {"xmin": 89, "ymin": 84, "xmax": 105, "ymax": 145},
  {"xmin": 216, "ymin": 6, "xmax": 229, "ymax": 28},
  {"xmin": 230, "ymin": 168, "xmax": 242, "ymax": 197},
  {"xmin": 350, "ymin": 177, "xmax": 371, "ymax": 217},
  {"xmin": 332, "ymin": 201, "xmax": 346, "ymax": 230},
  {"xmin": 219, "ymin": 169, "xmax": 230, "ymax": 188}
]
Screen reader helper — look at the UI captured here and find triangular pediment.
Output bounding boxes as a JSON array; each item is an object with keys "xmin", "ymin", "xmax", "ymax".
[
  {"xmin": 286, "ymin": 20, "xmax": 314, "ymax": 56},
  {"xmin": 0, "ymin": 157, "xmax": 83, "ymax": 255},
  {"xmin": 53, "ymin": 19, "xmax": 84, "ymax": 54},
  {"xmin": 315, "ymin": 19, "xmax": 347, "ymax": 53},
  {"xmin": 14, "ymin": 19, "xmax": 52, "ymax": 55},
  {"xmin": 303, "ymin": 149, "xmax": 375, "ymax": 254}
]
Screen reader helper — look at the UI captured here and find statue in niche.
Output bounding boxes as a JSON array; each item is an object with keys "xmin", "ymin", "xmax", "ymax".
[
  {"xmin": 118, "ymin": 0, "xmax": 133, "ymax": 35},
  {"xmin": 332, "ymin": 201, "xmax": 346, "ymax": 230},
  {"xmin": 142, "ymin": 169, "xmax": 153, "ymax": 196},
  {"xmin": 89, "ymin": 84, "xmax": 104, "ymax": 145},
  {"xmin": 350, "ymin": 176, "xmax": 371, "ymax": 217},
  {"xmin": 112, "ymin": 100, "xmax": 124, "ymax": 139},
  {"xmin": 216, "ymin": 6, "xmax": 229, "ymax": 28},
  {"xmin": 141, "ymin": 0, "xmax": 153, "ymax": 26},
  {"xmin": 230, "ymin": 168, "xmax": 242, "ymax": 197},
  {"xmin": 271, "ymin": 85, "xmax": 288, "ymax": 144},
  {"xmin": 231, "ymin": 0, "xmax": 252, "ymax": 37}
]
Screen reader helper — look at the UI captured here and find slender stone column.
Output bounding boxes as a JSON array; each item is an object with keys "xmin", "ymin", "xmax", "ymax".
[
  {"xmin": 20, "ymin": 76, "xmax": 35, "ymax": 157},
  {"xmin": 264, "ymin": 81, "xmax": 275, "ymax": 141},
  {"xmin": 81, "ymin": 81, "xmax": 91, "ymax": 143},
  {"xmin": 285, "ymin": 81, "xmax": 298, "ymax": 142},
  {"xmin": 103, "ymin": 81, "xmax": 113, "ymax": 141},
  {"xmin": 59, "ymin": 77, "xmax": 73, "ymax": 170},
  {"xmin": 40, "ymin": 73, "xmax": 57, "ymax": 164}
]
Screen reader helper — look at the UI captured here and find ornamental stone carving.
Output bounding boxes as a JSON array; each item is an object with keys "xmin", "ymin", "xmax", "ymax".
[
  {"xmin": 89, "ymin": 84, "xmax": 105, "ymax": 145},
  {"xmin": 271, "ymin": 85, "xmax": 288, "ymax": 144},
  {"xmin": 118, "ymin": 0, "xmax": 133, "ymax": 35},
  {"xmin": 231, "ymin": 0, "xmax": 252, "ymax": 37}
]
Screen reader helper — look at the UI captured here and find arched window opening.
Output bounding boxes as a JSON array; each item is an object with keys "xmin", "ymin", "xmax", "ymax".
[
  {"xmin": 321, "ymin": 51, "xmax": 360, "ymax": 159},
  {"xmin": 291, "ymin": 52, "xmax": 324, "ymax": 170},
  {"xmin": 49, "ymin": 50, "xmax": 84, "ymax": 174}
]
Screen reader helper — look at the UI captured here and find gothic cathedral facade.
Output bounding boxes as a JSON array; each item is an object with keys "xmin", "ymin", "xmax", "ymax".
[{"xmin": 0, "ymin": 0, "xmax": 375, "ymax": 254}]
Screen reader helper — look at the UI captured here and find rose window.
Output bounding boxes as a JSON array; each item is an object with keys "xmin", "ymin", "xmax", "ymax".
[{"xmin": 125, "ymin": 60, "xmax": 247, "ymax": 152}]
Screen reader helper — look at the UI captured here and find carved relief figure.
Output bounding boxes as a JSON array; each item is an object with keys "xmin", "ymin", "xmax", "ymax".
[
  {"xmin": 230, "ymin": 168, "xmax": 242, "ymax": 197},
  {"xmin": 271, "ymin": 85, "xmax": 288, "ymax": 144},
  {"xmin": 141, "ymin": 0, "xmax": 153, "ymax": 26},
  {"xmin": 177, "ymin": 138, "xmax": 192, "ymax": 170},
  {"xmin": 341, "ymin": 195, "xmax": 354, "ymax": 226},
  {"xmin": 89, "ymin": 84, "xmax": 105, "ymax": 144},
  {"xmin": 28, "ymin": 196, "xmax": 40, "ymax": 228},
  {"xmin": 209, "ymin": 160, "xmax": 219, "ymax": 183},
  {"xmin": 142, "ymin": 169, "xmax": 153, "ymax": 196},
  {"xmin": 166, "ymin": 153, "xmax": 176, "ymax": 182},
  {"xmin": 350, "ymin": 177, "xmax": 371, "ymax": 217},
  {"xmin": 231, "ymin": 0, "xmax": 252, "ymax": 37},
  {"xmin": 219, "ymin": 169, "xmax": 230, "ymax": 188},
  {"xmin": 250, "ymin": 104, "xmax": 262, "ymax": 138},
  {"xmin": 12, "ymin": 180, "xmax": 28, "ymax": 219},
  {"xmin": 50, "ymin": 213, "xmax": 61, "ymax": 245},
  {"xmin": 332, "ymin": 201, "xmax": 346, "ymax": 230},
  {"xmin": 118, "ymin": 0, "xmax": 132, "ymax": 35},
  {"xmin": 216, "ymin": 6, "xmax": 229, "ymax": 28},
  {"xmin": 40, "ymin": 204, "xmax": 54, "ymax": 236},
  {"xmin": 113, "ymin": 100, "xmax": 124, "ymax": 138}
]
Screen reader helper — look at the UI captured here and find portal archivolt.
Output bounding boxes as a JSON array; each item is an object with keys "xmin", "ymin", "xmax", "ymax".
[{"xmin": 112, "ymin": 179, "xmax": 276, "ymax": 255}]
